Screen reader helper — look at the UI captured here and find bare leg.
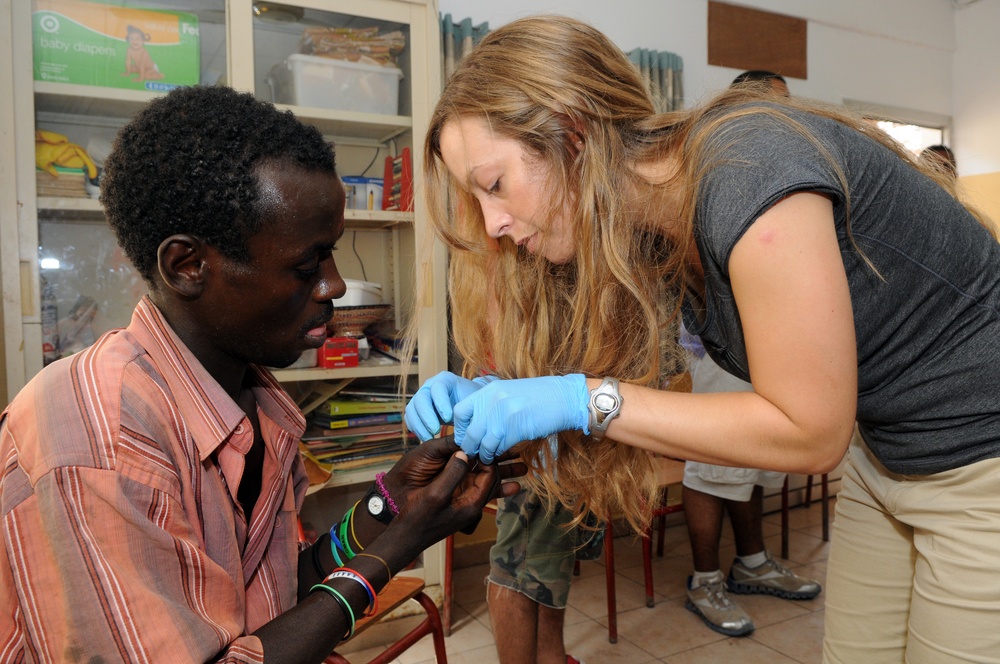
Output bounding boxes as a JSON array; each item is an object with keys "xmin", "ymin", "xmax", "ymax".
[
  {"xmin": 725, "ymin": 485, "xmax": 766, "ymax": 558},
  {"xmin": 683, "ymin": 484, "xmax": 726, "ymax": 572},
  {"xmin": 536, "ymin": 603, "xmax": 568, "ymax": 664},
  {"xmin": 489, "ymin": 583, "xmax": 540, "ymax": 664}
]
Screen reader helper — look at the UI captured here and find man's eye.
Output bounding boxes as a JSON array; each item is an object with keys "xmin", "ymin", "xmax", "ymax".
[
  {"xmin": 297, "ymin": 247, "xmax": 337, "ymax": 277},
  {"xmin": 296, "ymin": 257, "xmax": 321, "ymax": 276}
]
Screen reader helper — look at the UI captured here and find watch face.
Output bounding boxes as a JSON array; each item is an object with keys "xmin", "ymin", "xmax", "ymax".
[
  {"xmin": 594, "ymin": 392, "xmax": 618, "ymax": 413},
  {"xmin": 367, "ymin": 494, "xmax": 385, "ymax": 516}
]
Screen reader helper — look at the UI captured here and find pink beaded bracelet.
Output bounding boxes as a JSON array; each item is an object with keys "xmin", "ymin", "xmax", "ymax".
[{"xmin": 374, "ymin": 472, "xmax": 400, "ymax": 515}]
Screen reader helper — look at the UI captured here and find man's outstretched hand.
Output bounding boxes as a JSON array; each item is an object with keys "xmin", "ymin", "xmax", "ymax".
[{"xmin": 382, "ymin": 436, "xmax": 526, "ymax": 552}]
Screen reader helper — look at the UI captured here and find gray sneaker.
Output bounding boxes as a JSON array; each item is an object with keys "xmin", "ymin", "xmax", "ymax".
[
  {"xmin": 727, "ymin": 551, "xmax": 822, "ymax": 599},
  {"xmin": 685, "ymin": 571, "xmax": 755, "ymax": 637}
]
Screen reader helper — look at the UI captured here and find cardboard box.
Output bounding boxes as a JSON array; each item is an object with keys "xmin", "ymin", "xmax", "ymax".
[
  {"xmin": 318, "ymin": 337, "xmax": 359, "ymax": 369},
  {"xmin": 33, "ymin": 0, "xmax": 200, "ymax": 91},
  {"xmin": 342, "ymin": 176, "xmax": 383, "ymax": 211},
  {"xmin": 266, "ymin": 54, "xmax": 402, "ymax": 115}
]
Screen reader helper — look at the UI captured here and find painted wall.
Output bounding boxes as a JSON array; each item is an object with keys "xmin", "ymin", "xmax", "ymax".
[
  {"xmin": 954, "ymin": 0, "xmax": 1000, "ymax": 177},
  {"xmin": 953, "ymin": 0, "xmax": 1000, "ymax": 228},
  {"xmin": 437, "ymin": 0, "xmax": 955, "ymax": 111},
  {"xmin": 438, "ymin": 0, "xmax": 1000, "ymax": 181}
]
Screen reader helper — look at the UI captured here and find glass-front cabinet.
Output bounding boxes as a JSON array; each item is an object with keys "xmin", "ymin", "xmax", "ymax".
[{"xmin": 2, "ymin": 0, "xmax": 446, "ymax": 584}]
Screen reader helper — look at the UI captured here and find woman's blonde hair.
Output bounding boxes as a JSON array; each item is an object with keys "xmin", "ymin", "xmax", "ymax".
[{"xmin": 422, "ymin": 14, "xmax": 993, "ymax": 533}]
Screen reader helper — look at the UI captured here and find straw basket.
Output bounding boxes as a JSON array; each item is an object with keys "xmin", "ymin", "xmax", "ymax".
[{"xmin": 329, "ymin": 304, "xmax": 392, "ymax": 338}]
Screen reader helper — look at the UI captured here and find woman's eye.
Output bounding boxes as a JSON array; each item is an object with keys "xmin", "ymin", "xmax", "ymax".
[{"xmin": 487, "ymin": 179, "xmax": 501, "ymax": 194}]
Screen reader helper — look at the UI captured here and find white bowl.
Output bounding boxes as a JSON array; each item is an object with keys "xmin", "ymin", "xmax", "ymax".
[{"xmin": 335, "ymin": 279, "xmax": 382, "ymax": 306}]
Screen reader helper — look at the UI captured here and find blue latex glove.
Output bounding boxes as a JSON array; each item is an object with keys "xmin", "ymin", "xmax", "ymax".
[
  {"xmin": 452, "ymin": 374, "xmax": 590, "ymax": 464},
  {"xmin": 404, "ymin": 371, "xmax": 497, "ymax": 441}
]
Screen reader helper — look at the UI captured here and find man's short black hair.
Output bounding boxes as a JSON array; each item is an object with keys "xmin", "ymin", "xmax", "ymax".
[
  {"xmin": 101, "ymin": 85, "xmax": 337, "ymax": 283},
  {"xmin": 731, "ymin": 70, "xmax": 786, "ymax": 87}
]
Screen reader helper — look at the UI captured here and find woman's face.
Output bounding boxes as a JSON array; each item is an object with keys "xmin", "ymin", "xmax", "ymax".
[{"xmin": 439, "ymin": 116, "xmax": 575, "ymax": 263}]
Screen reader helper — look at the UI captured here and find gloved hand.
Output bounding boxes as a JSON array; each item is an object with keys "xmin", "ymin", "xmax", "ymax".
[
  {"xmin": 452, "ymin": 374, "xmax": 590, "ymax": 464},
  {"xmin": 404, "ymin": 371, "xmax": 497, "ymax": 441}
]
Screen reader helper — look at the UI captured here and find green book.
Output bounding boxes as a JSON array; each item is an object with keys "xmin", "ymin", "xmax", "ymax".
[{"xmin": 319, "ymin": 399, "xmax": 405, "ymax": 417}]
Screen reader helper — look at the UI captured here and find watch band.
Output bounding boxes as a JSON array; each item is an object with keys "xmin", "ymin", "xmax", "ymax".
[{"xmin": 588, "ymin": 377, "xmax": 624, "ymax": 440}]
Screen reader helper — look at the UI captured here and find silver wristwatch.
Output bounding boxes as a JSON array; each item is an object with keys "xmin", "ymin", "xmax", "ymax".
[{"xmin": 588, "ymin": 377, "xmax": 624, "ymax": 439}]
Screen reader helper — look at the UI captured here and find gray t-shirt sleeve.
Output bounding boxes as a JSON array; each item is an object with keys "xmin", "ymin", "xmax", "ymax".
[
  {"xmin": 686, "ymin": 105, "xmax": 1000, "ymax": 476},
  {"xmin": 695, "ymin": 109, "xmax": 846, "ymax": 274}
]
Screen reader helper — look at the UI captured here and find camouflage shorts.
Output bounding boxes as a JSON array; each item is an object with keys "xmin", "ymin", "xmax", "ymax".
[{"xmin": 488, "ymin": 487, "xmax": 577, "ymax": 609}]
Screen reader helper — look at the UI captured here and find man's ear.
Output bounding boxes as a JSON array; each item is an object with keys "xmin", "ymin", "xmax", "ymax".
[{"xmin": 157, "ymin": 234, "xmax": 208, "ymax": 298}]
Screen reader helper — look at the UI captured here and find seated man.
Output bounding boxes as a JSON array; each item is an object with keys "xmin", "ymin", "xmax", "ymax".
[{"xmin": 0, "ymin": 85, "xmax": 523, "ymax": 663}]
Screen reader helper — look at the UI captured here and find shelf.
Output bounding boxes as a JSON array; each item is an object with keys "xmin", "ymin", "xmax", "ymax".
[
  {"xmin": 34, "ymin": 83, "xmax": 413, "ymax": 144},
  {"xmin": 37, "ymin": 197, "xmax": 106, "ymax": 222},
  {"xmin": 35, "ymin": 81, "xmax": 161, "ymax": 120},
  {"xmin": 271, "ymin": 353, "xmax": 415, "ymax": 383},
  {"xmin": 304, "ymin": 459, "xmax": 398, "ymax": 495},
  {"xmin": 345, "ymin": 209, "xmax": 413, "ymax": 228},
  {"xmin": 274, "ymin": 104, "xmax": 412, "ymax": 144},
  {"xmin": 37, "ymin": 199, "xmax": 412, "ymax": 224}
]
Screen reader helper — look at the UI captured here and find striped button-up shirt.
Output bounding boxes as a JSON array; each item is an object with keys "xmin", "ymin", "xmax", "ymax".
[{"xmin": 0, "ymin": 297, "xmax": 310, "ymax": 663}]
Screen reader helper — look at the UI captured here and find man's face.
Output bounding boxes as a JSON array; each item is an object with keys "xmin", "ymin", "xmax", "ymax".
[{"xmin": 198, "ymin": 162, "xmax": 347, "ymax": 369}]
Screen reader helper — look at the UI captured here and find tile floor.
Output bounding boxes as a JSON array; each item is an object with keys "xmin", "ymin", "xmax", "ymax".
[{"xmin": 338, "ymin": 497, "xmax": 835, "ymax": 664}]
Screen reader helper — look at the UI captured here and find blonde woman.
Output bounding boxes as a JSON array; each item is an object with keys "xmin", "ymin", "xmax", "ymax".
[{"xmin": 405, "ymin": 14, "xmax": 1000, "ymax": 664}]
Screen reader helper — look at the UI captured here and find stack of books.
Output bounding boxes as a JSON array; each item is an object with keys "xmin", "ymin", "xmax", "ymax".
[
  {"xmin": 299, "ymin": 391, "xmax": 414, "ymax": 473},
  {"xmin": 37, "ymin": 166, "xmax": 88, "ymax": 197}
]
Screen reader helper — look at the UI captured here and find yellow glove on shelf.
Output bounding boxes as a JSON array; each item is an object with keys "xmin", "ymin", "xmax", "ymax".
[{"xmin": 35, "ymin": 130, "xmax": 98, "ymax": 179}]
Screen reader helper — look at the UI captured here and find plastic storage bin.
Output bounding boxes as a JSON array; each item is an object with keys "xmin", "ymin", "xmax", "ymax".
[{"xmin": 266, "ymin": 54, "xmax": 402, "ymax": 115}]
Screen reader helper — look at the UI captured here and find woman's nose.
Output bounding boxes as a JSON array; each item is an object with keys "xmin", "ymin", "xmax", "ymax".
[{"xmin": 482, "ymin": 202, "xmax": 512, "ymax": 239}]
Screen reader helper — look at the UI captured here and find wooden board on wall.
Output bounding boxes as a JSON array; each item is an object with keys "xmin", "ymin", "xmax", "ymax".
[{"xmin": 708, "ymin": 1, "xmax": 807, "ymax": 80}]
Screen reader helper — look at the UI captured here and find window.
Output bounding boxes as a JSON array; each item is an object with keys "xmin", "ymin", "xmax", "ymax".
[
  {"xmin": 843, "ymin": 99, "xmax": 950, "ymax": 156},
  {"xmin": 875, "ymin": 120, "xmax": 944, "ymax": 156}
]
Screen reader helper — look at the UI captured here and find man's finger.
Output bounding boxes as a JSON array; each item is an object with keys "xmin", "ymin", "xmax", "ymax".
[{"xmin": 424, "ymin": 452, "xmax": 472, "ymax": 500}]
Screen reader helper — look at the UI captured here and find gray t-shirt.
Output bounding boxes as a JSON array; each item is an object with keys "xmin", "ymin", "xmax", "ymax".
[{"xmin": 681, "ymin": 104, "xmax": 1000, "ymax": 475}]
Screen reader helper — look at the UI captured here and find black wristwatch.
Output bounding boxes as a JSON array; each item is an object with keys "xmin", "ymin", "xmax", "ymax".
[{"xmin": 363, "ymin": 484, "xmax": 395, "ymax": 525}]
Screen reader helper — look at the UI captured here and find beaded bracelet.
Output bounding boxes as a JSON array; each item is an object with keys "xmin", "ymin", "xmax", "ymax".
[
  {"xmin": 374, "ymin": 472, "xmax": 400, "ymax": 515},
  {"xmin": 310, "ymin": 583, "xmax": 356, "ymax": 639},
  {"xmin": 327, "ymin": 568, "xmax": 378, "ymax": 616}
]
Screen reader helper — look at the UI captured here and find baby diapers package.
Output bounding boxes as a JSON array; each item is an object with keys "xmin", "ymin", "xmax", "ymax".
[{"xmin": 33, "ymin": 0, "xmax": 200, "ymax": 92}]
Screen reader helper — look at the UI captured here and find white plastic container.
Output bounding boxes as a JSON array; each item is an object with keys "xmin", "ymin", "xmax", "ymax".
[
  {"xmin": 336, "ymin": 279, "xmax": 383, "ymax": 306},
  {"xmin": 266, "ymin": 54, "xmax": 402, "ymax": 115},
  {"xmin": 287, "ymin": 348, "xmax": 318, "ymax": 369}
]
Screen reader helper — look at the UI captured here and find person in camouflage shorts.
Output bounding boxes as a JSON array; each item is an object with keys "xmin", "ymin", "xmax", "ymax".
[
  {"xmin": 490, "ymin": 487, "xmax": 577, "ymax": 607},
  {"xmin": 487, "ymin": 486, "xmax": 587, "ymax": 664}
]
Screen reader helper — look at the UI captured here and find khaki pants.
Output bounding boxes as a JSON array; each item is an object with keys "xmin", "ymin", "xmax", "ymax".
[{"xmin": 824, "ymin": 437, "xmax": 1000, "ymax": 663}]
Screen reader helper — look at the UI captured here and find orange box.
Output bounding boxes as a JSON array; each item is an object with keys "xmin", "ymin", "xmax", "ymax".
[{"xmin": 318, "ymin": 336, "xmax": 359, "ymax": 368}]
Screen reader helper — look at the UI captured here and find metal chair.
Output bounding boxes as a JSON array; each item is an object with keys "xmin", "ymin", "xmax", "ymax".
[
  {"xmin": 779, "ymin": 473, "xmax": 830, "ymax": 559},
  {"xmin": 327, "ymin": 575, "xmax": 448, "ymax": 664}
]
